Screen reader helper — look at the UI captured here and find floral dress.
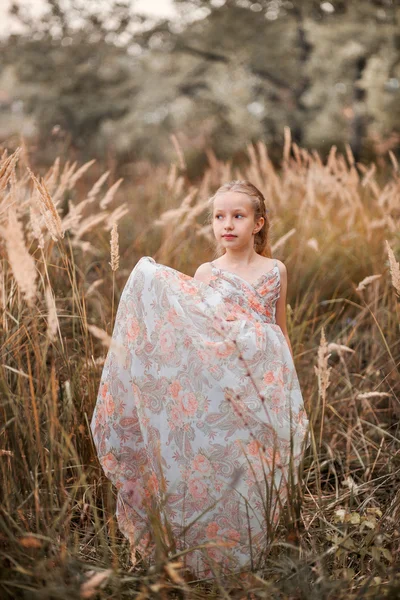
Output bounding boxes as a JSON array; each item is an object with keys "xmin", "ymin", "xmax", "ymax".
[{"xmin": 91, "ymin": 256, "xmax": 308, "ymax": 577}]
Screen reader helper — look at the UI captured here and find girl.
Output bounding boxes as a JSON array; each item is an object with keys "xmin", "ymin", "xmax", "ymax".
[{"xmin": 91, "ymin": 180, "xmax": 308, "ymax": 579}]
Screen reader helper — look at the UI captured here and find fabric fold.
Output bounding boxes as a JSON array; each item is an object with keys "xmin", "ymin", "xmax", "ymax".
[{"xmin": 91, "ymin": 256, "xmax": 309, "ymax": 576}]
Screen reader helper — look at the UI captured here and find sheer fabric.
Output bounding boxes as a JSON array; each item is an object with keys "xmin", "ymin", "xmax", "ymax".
[{"xmin": 91, "ymin": 256, "xmax": 308, "ymax": 576}]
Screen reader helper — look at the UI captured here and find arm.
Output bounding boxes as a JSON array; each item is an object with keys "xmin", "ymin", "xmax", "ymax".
[
  {"xmin": 193, "ymin": 262, "xmax": 213, "ymax": 285},
  {"xmin": 274, "ymin": 261, "xmax": 294, "ymax": 359}
]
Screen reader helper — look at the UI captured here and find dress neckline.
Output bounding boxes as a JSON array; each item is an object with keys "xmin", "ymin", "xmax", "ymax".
[{"xmin": 210, "ymin": 259, "xmax": 279, "ymax": 291}]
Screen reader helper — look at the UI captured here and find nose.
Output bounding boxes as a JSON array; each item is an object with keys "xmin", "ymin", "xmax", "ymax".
[{"xmin": 224, "ymin": 218, "xmax": 234, "ymax": 230}]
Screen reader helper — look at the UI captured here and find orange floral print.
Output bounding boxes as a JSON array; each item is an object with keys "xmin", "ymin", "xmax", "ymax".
[
  {"xmin": 91, "ymin": 256, "xmax": 308, "ymax": 579},
  {"xmin": 263, "ymin": 370, "xmax": 275, "ymax": 384},
  {"xmin": 206, "ymin": 522, "xmax": 219, "ymax": 538},
  {"xmin": 192, "ymin": 454, "xmax": 212, "ymax": 476}
]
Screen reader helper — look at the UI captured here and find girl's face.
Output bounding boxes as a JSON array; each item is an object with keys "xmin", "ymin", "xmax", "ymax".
[{"xmin": 212, "ymin": 191, "xmax": 264, "ymax": 251}]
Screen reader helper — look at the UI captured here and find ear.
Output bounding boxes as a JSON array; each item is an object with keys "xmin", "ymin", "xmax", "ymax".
[{"xmin": 253, "ymin": 216, "xmax": 264, "ymax": 234}]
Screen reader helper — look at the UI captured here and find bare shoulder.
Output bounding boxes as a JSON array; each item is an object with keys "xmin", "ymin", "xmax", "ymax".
[
  {"xmin": 273, "ymin": 259, "xmax": 287, "ymax": 288},
  {"xmin": 275, "ymin": 259, "xmax": 287, "ymax": 275},
  {"xmin": 193, "ymin": 262, "xmax": 213, "ymax": 284},
  {"xmin": 260, "ymin": 257, "xmax": 286, "ymax": 278},
  {"xmin": 275, "ymin": 259, "xmax": 288, "ymax": 292}
]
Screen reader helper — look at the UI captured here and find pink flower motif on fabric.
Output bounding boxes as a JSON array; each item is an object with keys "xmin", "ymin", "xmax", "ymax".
[
  {"xmin": 179, "ymin": 280, "xmax": 199, "ymax": 295},
  {"xmin": 169, "ymin": 404, "xmax": 184, "ymax": 429},
  {"xmin": 215, "ymin": 340, "xmax": 236, "ymax": 358},
  {"xmin": 105, "ymin": 393, "xmax": 115, "ymax": 416},
  {"xmin": 169, "ymin": 380, "xmax": 182, "ymax": 398},
  {"xmin": 270, "ymin": 388, "xmax": 285, "ymax": 413},
  {"xmin": 223, "ymin": 529, "xmax": 241, "ymax": 547},
  {"xmin": 247, "ymin": 439, "xmax": 262, "ymax": 456},
  {"xmin": 188, "ymin": 477, "xmax": 208, "ymax": 500},
  {"xmin": 263, "ymin": 370, "xmax": 275, "ymax": 384},
  {"xmin": 100, "ymin": 452, "xmax": 119, "ymax": 476},
  {"xmin": 180, "ymin": 391, "xmax": 198, "ymax": 416},
  {"xmin": 127, "ymin": 318, "xmax": 141, "ymax": 341},
  {"xmin": 192, "ymin": 454, "xmax": 212, "ymax": 476},
  {"xmin": 206, "ymin": 522, "xmax": 219, "ymax": 538},
  {"xmin": 159, "ymin": 325, "xmax": 176, "ymax": 354},
  {"xmin": 166, "ymin": 307, "xmax": 183, "ymax": 328},
  {"xmin": 197, "ymin": 349, "xmax": 211, "ymax": 364},
  {"xmin": 91, "ymin": 256, "xmax": 309, "ymax": 578}
]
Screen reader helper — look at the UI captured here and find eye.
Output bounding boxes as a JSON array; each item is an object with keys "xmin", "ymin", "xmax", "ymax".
[
  {"xmin": 215, "ymin": 215, "xmax": 223, "ymax": 219},
  {"xmin": 235, "ymin": 214, "xmax": 243, "ymax": 219}
]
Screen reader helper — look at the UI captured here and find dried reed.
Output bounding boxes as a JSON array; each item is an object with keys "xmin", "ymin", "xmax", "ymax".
[
  {"xmin": 28, "ymin": 167, "xmax": 64, "ymax": 241},
  {"xmin": 314, "ymin": 327, "xmax": 332, "ymax": 442},
  {"xmin": 45, "ymin": 285, "xmax": 59, "ymax": 342},
  {"xmin": 1, "ymin": 134, "xmax": 400, "ymax": 599},
  {"xmin": 1, "ymin": 208, "xmax": 37, "ymax": 306},
  {"xmin": 385, "ymin": 239, "xmax": 400, "ymax": 296},
  {"xmin": 109, "ymin": 222, "xmax": 119, "ymax": 272}
]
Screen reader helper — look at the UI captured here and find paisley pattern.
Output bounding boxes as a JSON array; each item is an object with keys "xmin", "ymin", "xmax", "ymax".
[{"xmin": 91, "ymin": 256, "xmax": 308, "ymax": 577}]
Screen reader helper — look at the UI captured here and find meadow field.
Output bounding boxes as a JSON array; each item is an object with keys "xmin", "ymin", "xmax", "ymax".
[{"xmin": 1, "ymin": 130, "xmax": 400, "ymax": 599}]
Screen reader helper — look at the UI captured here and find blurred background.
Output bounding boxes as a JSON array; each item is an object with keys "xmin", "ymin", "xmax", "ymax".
[
  {"xmin": 2, "ymin": 3, "xmax": 400, "ymax": 597},
  {"xmin": 0, "ymin": 0, "xmax": 399, "ymax": 171}
]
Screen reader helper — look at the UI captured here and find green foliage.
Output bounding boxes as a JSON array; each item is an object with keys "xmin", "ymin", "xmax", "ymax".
[
  {"xmin": 1, "ymin": 1, "xmax": 138, "ymax": 156},
  {"xmin": 1, "ymin": 0, "xmax": 400, "ymax": 163}
]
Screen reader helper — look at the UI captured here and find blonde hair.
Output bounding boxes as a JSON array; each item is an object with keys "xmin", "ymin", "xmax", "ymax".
[{"xmin": 208, "ymin": 180, "xmax": 272, "ymax": 257}]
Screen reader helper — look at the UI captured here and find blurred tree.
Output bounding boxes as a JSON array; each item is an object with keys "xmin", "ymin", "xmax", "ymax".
[
  {"xmin": 1, "ymin": 0, "xmax": 399, "ymax": 164},
  {"xmin": 1, "ymin": 0, "xmax": 141, "ymax": 156},
  {"xmin": 118, "ymin": 0, "xmax": 400, "ymax": 162}
]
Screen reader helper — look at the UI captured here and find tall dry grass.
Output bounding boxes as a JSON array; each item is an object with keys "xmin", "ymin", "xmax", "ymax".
[{"xmin": 0, "ymin": 131, "xmax": 399, "ymax": 598}]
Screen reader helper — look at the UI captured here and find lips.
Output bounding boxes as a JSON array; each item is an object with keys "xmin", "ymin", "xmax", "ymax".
[{"xmin": 222, "ymin": 235, "xmax": 236, "ymax": 238}]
